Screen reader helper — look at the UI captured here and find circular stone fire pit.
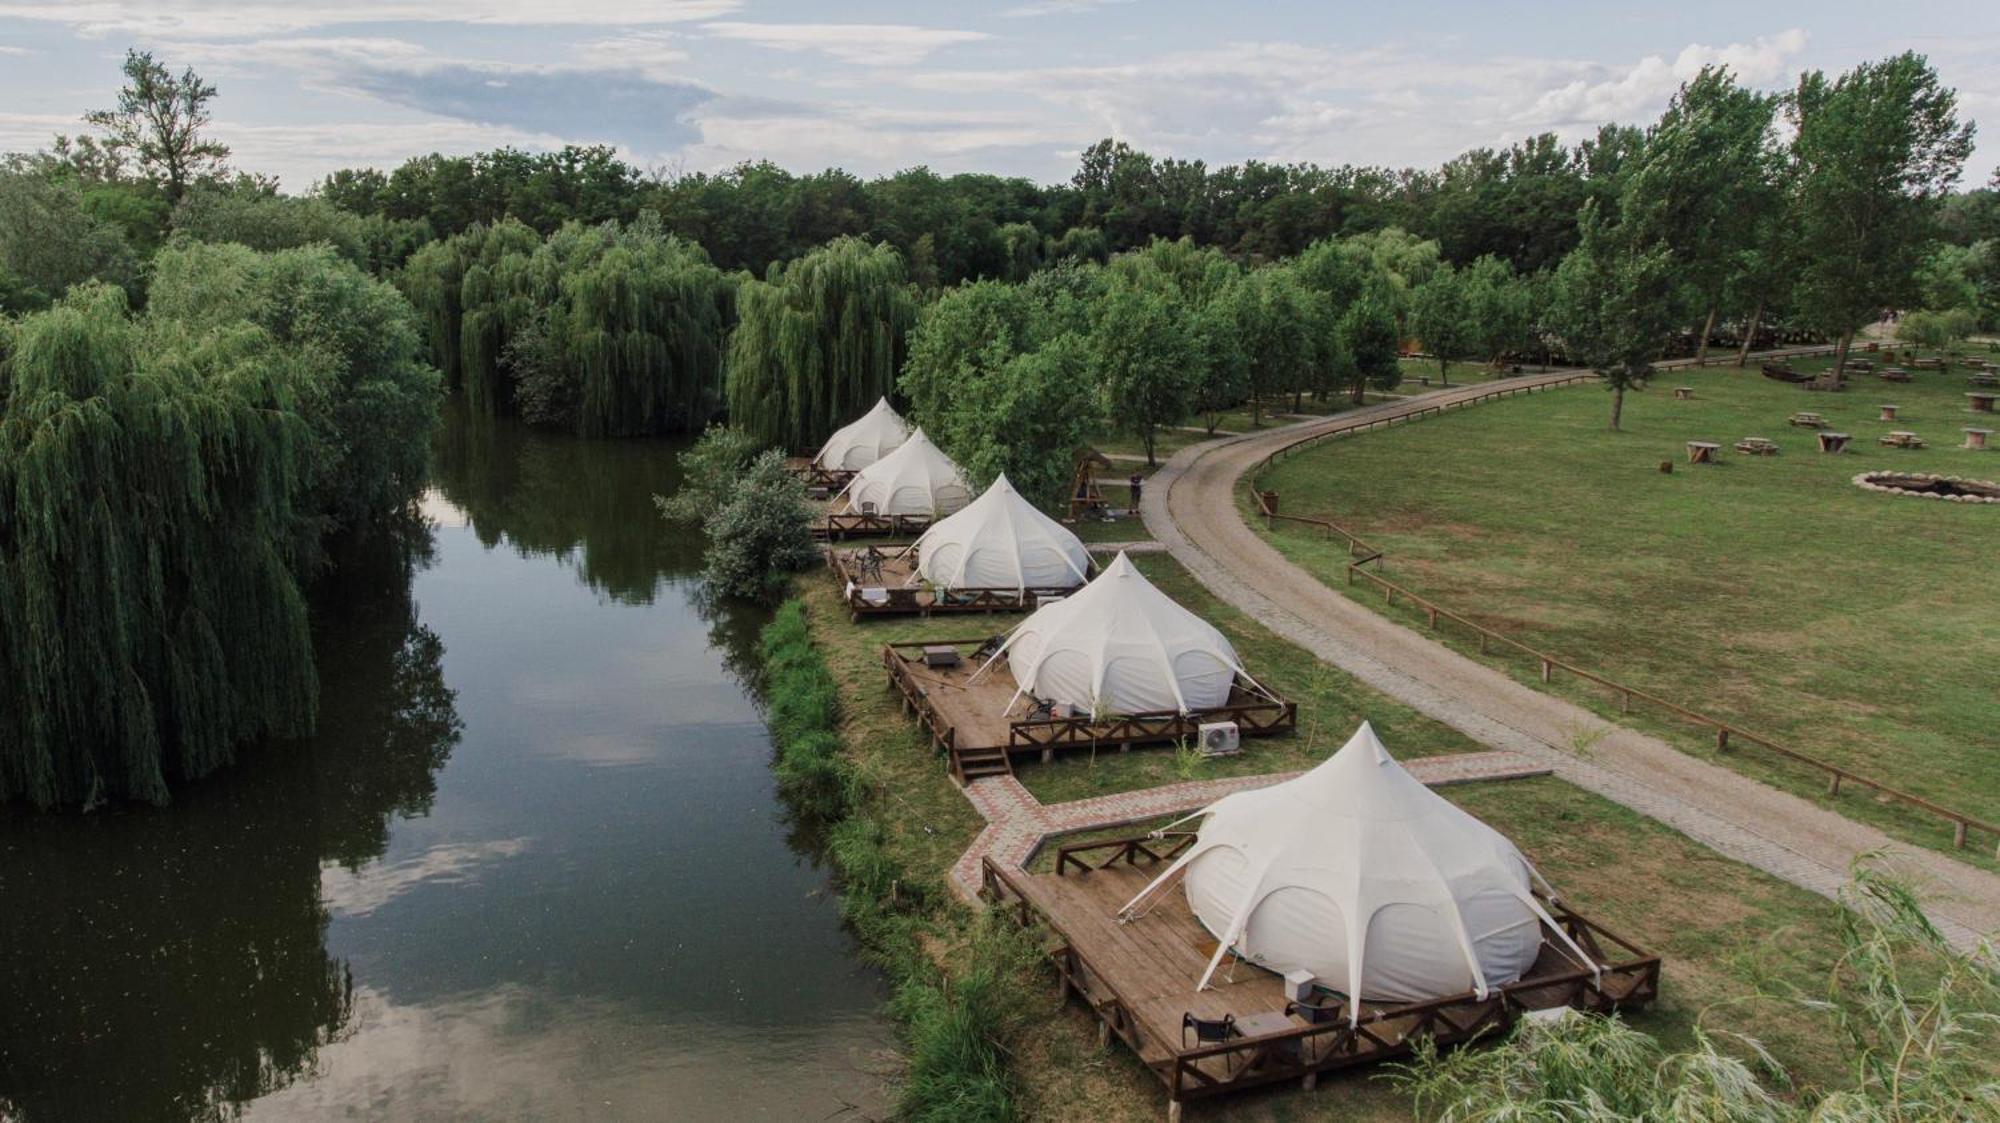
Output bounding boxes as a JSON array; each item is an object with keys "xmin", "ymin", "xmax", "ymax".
[{"xmin": 1853, "ymin": 471, "xmax": 2000, "ymax": 503}]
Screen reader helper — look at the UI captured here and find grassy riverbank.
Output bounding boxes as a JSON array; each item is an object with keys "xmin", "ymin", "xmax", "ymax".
[
  {"xmin": 790, "ymin": 552, "xmax": 1869, "ymax": 1119},
  {"xmin": 1253, "ymin": 355, "xmax": 2000, "ymax": 868}
]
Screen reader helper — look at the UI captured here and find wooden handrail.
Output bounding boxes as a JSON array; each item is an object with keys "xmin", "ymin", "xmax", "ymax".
[{"xmin": 1236, "ymin": 368, "xmax": 2000, "ymax": 856}]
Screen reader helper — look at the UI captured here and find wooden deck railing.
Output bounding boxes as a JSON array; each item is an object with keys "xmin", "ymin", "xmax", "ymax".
[
  {"xmin": 1053, "ymin": 832, "xmax": 1196, "ymax": 877},
  {"xmin": 1242, "ymin": 354, "xmax": 2000, "ymax": 859}
]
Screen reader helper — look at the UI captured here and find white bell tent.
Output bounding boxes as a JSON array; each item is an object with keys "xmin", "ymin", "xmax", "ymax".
[
  {"xmin": 909, "ymin": 474, "xmax": 1091, "ymax": 592},
  {"xmin": 835, "ymin": 427, "xmax": 972, "ymax": 518},
  {"xmin": 1118, "ymin": 723, "xmax": 1597, "ymax": 1020},
  {"xmin": 976, "ymin": 551, "xmax": 1264, "ymax": 715},
  {"xmin": 814, "ymin": 397, "xmax": 910, "ymax": 471}
]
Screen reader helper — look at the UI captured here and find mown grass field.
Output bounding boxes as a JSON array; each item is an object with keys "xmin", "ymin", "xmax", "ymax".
[
  {"xmin": 797, "ymin": 550, "xmax": 1860, "ymax": 1120},
  {"xmin": 1254, "ymin": 353, "xmax": 2000, "ymax": 868}
]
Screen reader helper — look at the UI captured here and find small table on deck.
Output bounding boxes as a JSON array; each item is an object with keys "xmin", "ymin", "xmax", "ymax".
[
  {"xmin": 1673, "ymin": 386, "xmax": 1695, "ymax": 401},
  {"xmin": 1685, "ymin": 441, "xmax": 1721, "ymax": 464},
  {"xmin": 1968, "ymin": 392, "xmax": 1997, "ymax": 414},
  {"xmin": 1234, "ymin": 1011, "xmax": 1303, "ymax": 1064},
  {"xmin": 922, "ymin": 645, "xmax": 962, "ymax": 668},
  {"xmin": 1965, "ymin": 427, "xmax": 1994, "ymax": 451},
  {"xmin": 1817, "ymin": 431, "xmax": 1850, "ymax": 453}
]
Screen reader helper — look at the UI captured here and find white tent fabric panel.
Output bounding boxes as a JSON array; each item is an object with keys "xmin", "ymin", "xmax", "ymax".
[
  {"xmin": 910, "ymin": 474, "xmax": 1089, "ymax": 592},
  {"xmin": 836, "ymin": 428, "xmax": 972, "ymax": 518},
  {"xmin": 981, "ymin": 551, "xmax": 1252, "ymax": 716},
  {"xmin": 815, "ymin": 398, "xmax": 909, "ymax": 471},
  {"xmin": 1119, "ymin": 723, "xmax": 1597, "ymax": 1021}
]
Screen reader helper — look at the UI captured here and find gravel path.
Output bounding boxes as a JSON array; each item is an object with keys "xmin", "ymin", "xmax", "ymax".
[{"xmin": 1143, "ymin": 372, "xmax": 2000, "ymax": 950}]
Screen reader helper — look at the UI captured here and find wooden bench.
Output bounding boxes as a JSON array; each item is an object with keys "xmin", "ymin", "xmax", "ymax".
[
  {"xmin": 1879, "ymin": 431, "xmax": 1927, "ymax": 449},
  {"xmin": 1787, "ymin": 412, "xmax": 1825, "ymax": 428},
  {"xmin": 1685, "ymin": 441, "xmax": 1721, "ymax": 464},
  {"xmin": 1735, "ymin": 437, "xmax": 1779, "ymax": 456}
]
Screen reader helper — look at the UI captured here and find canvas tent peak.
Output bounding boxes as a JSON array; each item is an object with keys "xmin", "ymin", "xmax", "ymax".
[
  {"xmin": 906, "ymin": 474, "xmax": 1091, "ymax": 593},
  {"xmin": 833, "ymin": 427, "xmax": 972, "ymax": 519},
  {"xmin": 814, "ymin": 397, "xmax": 909, "ymax": 471}
]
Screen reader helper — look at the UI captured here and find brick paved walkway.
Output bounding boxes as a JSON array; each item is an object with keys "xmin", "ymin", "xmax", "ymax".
[
  {"xmin": 1143, "ymin": 368, "xmax": 2000, "ymax": 951},
  {"xmin": 947, "ymin": 750, "xmax": 1548, "ymax": 902}
]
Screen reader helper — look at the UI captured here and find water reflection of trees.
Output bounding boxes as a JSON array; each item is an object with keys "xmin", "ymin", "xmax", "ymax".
[
  {"xmin": 429, "ymin": 406, "xmax": 698, "ymax": 605},
  {"xmin": 0, "ymin": 529, "xmax": 462, "ymax": 1122}
]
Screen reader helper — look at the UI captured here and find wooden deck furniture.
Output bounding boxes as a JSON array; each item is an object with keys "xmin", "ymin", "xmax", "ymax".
[
  {"xmin": 983, "ymin": 839, "xmax": 1659, "ymax": 1122},
  {"xmin": 1968, "ymin": 392, "xmax": 1997, "ymax": 414},
  {"xmin": 1880, "ymin": 368, "xmax": 1912, "ymax": 383},
  {"xmin": 1787, "ymin": 412, "xmax": 1825, "ymax": 428},
  {"xmin": 1734, "ymin": 437, "xmax": 1779, "ymax": 456},
  {"xmin": 1818, "ymin": 431, "xmax": 1851, "ymax": 453},
  {"xmin": 1685, "ymin": 441, "xmax": 1721, "ymax": 464},
  {"xmin": 827, "ymin": 548, "xmax": 1089, "ymax": 620},
  {"xmin": 883, "ymin": 641, "xmax": 1295, "ymax": 782},
  {"xmin": 1880, "ymin": 431, "xmax": 1927, "ymax": 449},
  {"xmin": 1965, "ymin": 428, "xmax": 1993, "ymax": 451},
  {"xmin": 1880, "ymin": 404, "xmax": 1899, "ymax": 422},
  {"xmin": 1673, "ymin": 386, "xmax": 1695, "ymax": 400}
]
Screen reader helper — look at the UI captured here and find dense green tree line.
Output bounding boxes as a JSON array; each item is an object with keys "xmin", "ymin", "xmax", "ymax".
[{"xmin": 0, "ymin": 246, "xmax": 439, "ymax": 807}]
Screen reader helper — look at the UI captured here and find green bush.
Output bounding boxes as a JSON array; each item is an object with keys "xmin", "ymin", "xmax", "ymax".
[{"xmin": 699, "ymin": 450, "xmax": 816, "ymax": 599}]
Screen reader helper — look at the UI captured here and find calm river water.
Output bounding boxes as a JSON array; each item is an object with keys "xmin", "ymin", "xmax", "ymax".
[{"xmin": 0, "ymin": 410, "xmax": 892, "ymax": 1121}]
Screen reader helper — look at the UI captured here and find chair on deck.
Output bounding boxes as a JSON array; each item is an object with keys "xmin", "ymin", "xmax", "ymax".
[
  {"xmin": 972, "ymin": 634, "xmax": 1006, "ymax": 662},
  {"xmin": 1182, "ymin": 1012, "xmax": 1239, "ymax": 1049}
]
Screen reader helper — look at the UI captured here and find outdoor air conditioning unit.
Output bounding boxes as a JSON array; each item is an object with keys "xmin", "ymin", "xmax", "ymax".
[{"xmin": 1197, "ymin": 721, "xmax": 1241, "ymax": 757}]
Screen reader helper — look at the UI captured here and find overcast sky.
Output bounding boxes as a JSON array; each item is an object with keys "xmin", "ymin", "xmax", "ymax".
[{"xmin": 0, "ymin": 1, "xmax": 1993, "ymax": 192}]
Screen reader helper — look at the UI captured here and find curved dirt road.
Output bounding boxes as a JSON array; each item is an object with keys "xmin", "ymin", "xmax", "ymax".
[{"xmin": 1142, "ymin": 376, "xmax": 2000, "ymax": 948}]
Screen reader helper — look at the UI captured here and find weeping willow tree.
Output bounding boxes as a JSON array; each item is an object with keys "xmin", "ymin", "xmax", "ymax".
[
  {"xmin": 396, "ymin": 217, "xmax": 538, "ymax": 400},
  {"xmin": 403, "ymin": 216, "xmax": 731, "ymax": 436},
  {"xmin": 0, "ymin": 285, "xmax": 319, "ymax": 807},
  {"xmin": 1, "ymin": 243, "xmax": 440, "ymax": 807},
  {"xmin": 725, "ymin": 236, "xmax": 915, "ymax": 451}
]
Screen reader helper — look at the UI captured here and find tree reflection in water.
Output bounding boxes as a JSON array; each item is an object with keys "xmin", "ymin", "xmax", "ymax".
[{"xmin": 0, "ymin": 523, "xmax": 461, "ymax": 1122}]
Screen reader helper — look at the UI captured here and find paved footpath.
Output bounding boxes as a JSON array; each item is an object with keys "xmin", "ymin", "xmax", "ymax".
[
  {"xmin": 1141, "ymin": 369, "xmax": 2000, "ymax": 950},
  {"xmin": 947, "ymin": 751, "xmax": 1548, "ymax": 902}
]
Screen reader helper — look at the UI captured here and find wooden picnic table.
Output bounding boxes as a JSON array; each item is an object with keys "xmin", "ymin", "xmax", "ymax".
[
  {"xmin": 1880, "ymin": 404, "xmax": 1900, "ymax": 422},
  {"xmin": 1971, "ymin": 372, "xmax": 2000, "ymax": 388},
  {"xmin": 1880, "ymin": 431, "xmax": 1927, "ymax": 449},
  {"xmin": 1968, "ymin": 392, "xmax": 1997, "ymax": 414},
  {"xmin": 1880, "ymin": 368, "xmax": 1912, "ymax": 383},
  {"xmin": 1966, "ymin": 428, "xmax": 1994, "ymax": 451},
  {"xmin": 1735, "ymin": 437, "xmax": 1779, "ymax": 456},
  {"xmin": 1817, "ymin": 431, "xmax": 1850, "ymax": 453},
  {"xmin": 1913, "ymin": 357, "xmax": 1945, "ymax": 370},
  {"xmin": 1788, "ymin": 412, "xmax": 1825, "ymax": 428},
  {"xmin": 1685, "ymin": 441, "xmax": 1721, "ymax": 464}
]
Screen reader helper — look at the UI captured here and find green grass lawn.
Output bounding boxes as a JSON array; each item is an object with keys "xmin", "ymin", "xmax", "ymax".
[
  {"xmin": 798, "ymin": 551, "xmax": 1863, "ymax": 1120},
  {"xmin": 1254, "ymin": 358, "xmax": 2000, "ymax": 868}
]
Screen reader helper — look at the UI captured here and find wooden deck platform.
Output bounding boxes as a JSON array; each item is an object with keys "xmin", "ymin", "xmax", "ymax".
[
  {"xmin": 983, "ymin": 837, "xmax": 1660, "ymax": 1120},
  {"xmin": 884, "ymin": 640, "xmax": 1296, "ymax": 782},
  {"xmin": 810, "ymin": 510, "xmax": 935, "ymax": 542},
  {"xmin": 783, "ymin": 456, "xmax": 854, "ymax": 491},
  {"xmin": 827, "ymin": 547, "xmax": 1088, "ymax": 620}
]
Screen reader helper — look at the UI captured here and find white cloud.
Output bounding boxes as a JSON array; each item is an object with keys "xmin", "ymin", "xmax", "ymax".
[
  {"xmin": 699, "ymin": 21, "xmax": 988, "ymax": 67},
  {"xmin": 1524, "ymin": 29, "xmax": 1809, "ymax": 129},
  {"xmin": 319, "ymin": 837, "xmax": 532, "ymax": 918},
  {"xmin": 1002, "ymin": 0, "xmax": 1136, "ymax": 16},
  {"xmin": 0, "ymin": 0, "xmax": 742, "ymax": 38}
]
